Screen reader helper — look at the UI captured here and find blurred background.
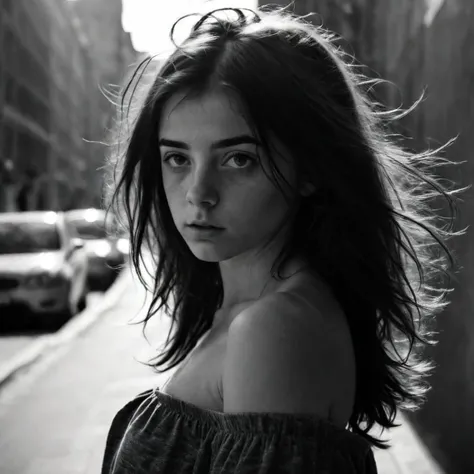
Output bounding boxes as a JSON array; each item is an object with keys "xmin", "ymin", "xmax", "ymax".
[
  {"xmin": 0, "ymin": 1, "xmax": 472, "ymax": 473},
  {"xmin": 0, "ymin": 0, "xmax": 137, "ymax": 212}
]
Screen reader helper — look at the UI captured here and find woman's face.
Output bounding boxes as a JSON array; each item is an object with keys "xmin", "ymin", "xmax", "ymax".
[{"xmin": 159, "ymin": 88, "xmax": 296, "ymax": 262}]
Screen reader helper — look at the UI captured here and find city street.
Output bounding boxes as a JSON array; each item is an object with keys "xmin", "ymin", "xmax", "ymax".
[
  {"xmin": 0, "ymin": 293, "xmax": 103, "ymax": 367},
  {"xmin": 0, "ymin": 267, "xmax": 445, "ymax": 474},
  {"xmin": 0, "ymin": 268, "xmax": 171, "ymax": 474},
  {"xmin": 0, "ymin": 1, "xmax": 471, "ymax": 472}
]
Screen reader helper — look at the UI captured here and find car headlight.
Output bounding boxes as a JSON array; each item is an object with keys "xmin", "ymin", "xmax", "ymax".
[
  {"xmin": 93, "ymin": 241, "xmax": 112, "ymax": 257},
  {"xmin": 23, "ymin": 272, "xmax": 66, "ymax": 288},
  {"xmin": 116, "ymin": 238, "xmax": 130, "ymax": 255}
]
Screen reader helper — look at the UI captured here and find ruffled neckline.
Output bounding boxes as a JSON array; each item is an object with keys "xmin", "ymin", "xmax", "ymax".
[{"xmin": 151, "ymin": 387, "xmax": 362, "ymax": 442}]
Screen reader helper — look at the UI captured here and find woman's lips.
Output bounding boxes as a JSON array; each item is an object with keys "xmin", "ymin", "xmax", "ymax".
[
  {"xmin": 185, "ymin": 224, "xmax": 225, "ymax": 238},
  {"xmin": 188, "ymin": 224, "xmax": 222, "ymax": 229},
  {"xmin": 187, "ymin": 221, "xmax": 224, "ymax": 229}
]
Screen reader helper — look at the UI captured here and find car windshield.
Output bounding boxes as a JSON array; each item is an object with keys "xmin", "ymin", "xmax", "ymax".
[
  {"xmin": 67, "ymin": 217, "xmax": 109, "ymax": 240},
  {"xmin": 0, "ymin": 221, "xmax": 61, "ymax": 254}
]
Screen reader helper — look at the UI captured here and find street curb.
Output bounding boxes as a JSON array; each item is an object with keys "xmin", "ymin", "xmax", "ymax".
[{"xmin": 0, "ymin": 268, "xmax": 132, "ymax": 388}]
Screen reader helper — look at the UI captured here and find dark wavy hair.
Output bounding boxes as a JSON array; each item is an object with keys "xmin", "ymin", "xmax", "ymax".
[{"xmin": 106, "ymin": 6, "xmax": 462, "ymax": 447}]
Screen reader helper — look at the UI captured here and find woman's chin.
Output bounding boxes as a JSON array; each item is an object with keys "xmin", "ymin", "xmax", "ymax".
[{"xmin": 187, "ymin": 243, "xmax": 223, "ymax": 262}]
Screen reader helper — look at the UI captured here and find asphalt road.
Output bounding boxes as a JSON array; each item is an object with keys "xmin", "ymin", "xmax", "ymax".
[
  {"xmin": 0, "ymin": 270, "xmax": 173, "ymax": 474},
  {"xmin": 0, "ymin": 293, "xmax": 103, "ymax": 368}
]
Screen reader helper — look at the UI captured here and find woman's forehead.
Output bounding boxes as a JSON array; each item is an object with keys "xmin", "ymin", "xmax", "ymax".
[{"xmin": 159, "ymin": 89, "xmax": 254, "ymax": 139}]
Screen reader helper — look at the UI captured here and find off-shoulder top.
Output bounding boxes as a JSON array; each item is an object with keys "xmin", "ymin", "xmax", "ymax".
[{"xmin": 101, "ymin": 387, "xmax": 378, "ymax": 473}]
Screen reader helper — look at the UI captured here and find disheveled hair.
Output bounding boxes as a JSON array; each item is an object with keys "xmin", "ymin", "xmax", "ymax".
[{"xmin": 106, "ymin": 6, "xmax": 464, "ymax": 448}]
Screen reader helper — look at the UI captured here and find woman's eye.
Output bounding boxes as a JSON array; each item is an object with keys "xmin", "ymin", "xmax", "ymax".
[
  {"xmin": 225, "ymin": 153, "xmax": 254, "ymax": 169},
  {"xmin": 164, "ymin": 154, "xmax": 189, "ymax": 168}
]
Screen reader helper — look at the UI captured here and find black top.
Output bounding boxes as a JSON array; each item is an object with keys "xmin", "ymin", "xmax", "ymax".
[{"xmin": 101, "ymin": 387, "xmax": 378, "ymax": 473}]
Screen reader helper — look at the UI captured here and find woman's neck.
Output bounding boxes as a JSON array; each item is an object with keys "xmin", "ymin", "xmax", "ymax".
[{"xmin": 218, "ymin": 249, "xmax": 308, "ymax": 312}]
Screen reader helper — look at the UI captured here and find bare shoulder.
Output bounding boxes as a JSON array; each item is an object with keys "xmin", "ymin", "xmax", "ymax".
[{"xmin": 223, "ymin": 281, "xmax": 355, "ymax": 425}]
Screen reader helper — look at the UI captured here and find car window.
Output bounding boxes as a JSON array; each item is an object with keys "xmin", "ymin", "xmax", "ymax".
[
  {"xmin": 0, "ymin": 221, "xmax": 61, "ymax": 254},
  {"xmin": 66, "ymin": 217, "xmax": 109, "ymax": 240}
]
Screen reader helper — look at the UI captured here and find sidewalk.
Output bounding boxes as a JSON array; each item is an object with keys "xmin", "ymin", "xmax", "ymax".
[
  {"xmin": 372, "ymin": 415, "xmax": 444, "ymax": 473},
  {"xmin": 0, "ymin": 266, "xmax": 444, "ymax": 474}
]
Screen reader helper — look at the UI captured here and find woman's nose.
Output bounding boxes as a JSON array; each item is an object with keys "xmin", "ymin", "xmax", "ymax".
[{"xmin": 185, "ymin": 168, "xmax": 219, "ymax": 208}]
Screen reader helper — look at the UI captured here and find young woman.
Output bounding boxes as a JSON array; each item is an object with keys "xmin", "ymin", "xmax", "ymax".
[{"xmin": 102, "ymin": 6, "xmax": 459, "ymax": 473}]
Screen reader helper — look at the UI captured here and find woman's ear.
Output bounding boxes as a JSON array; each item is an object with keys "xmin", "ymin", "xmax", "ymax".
[{"xmin": 300, "ymin": 182, "xmax": 316, "ymax": 197}]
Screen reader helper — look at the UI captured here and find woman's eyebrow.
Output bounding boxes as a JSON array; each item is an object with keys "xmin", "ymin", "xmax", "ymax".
[
  {"xmin": 211, "ymin": 135, "xmax": 262, "ymax": 149},
  {"xmin": 158, "ymin": 135, "xmax": 262, "ymax": 150}
]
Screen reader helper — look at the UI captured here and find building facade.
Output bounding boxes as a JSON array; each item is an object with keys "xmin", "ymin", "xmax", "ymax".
[{"xmin": 0, "ymin": 0, "xmax": 136, "ymax": 212}]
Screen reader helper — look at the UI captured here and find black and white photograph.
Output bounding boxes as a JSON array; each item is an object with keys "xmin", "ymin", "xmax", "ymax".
[{"xmin": 0, "ymin": 1, "xmax": 472, "ymax": 473}]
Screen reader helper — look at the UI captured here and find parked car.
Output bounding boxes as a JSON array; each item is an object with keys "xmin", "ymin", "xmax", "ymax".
[
  {"xmin": 0, "ymin": 211, "xmax": 89, "ymax": 329},
  {"xmin": 65, "ymin": 208, "xmax": 129, "ymax": 291}
]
